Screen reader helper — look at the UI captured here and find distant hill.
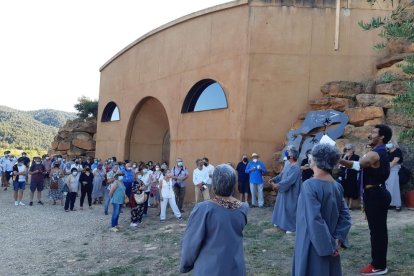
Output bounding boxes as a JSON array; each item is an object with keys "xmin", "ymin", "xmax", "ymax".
[{"xmin": 0, "ymin": 106, "xmax": 76, "ymax": 150}]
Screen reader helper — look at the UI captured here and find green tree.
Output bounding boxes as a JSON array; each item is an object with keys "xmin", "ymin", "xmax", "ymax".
[
  {"xmin": 74, "ymin": 96, "xmax": 98, "ymax": 119},
  {"xmin": 359, "ymin": 0, "xmax": 414, "ymax": 143}
]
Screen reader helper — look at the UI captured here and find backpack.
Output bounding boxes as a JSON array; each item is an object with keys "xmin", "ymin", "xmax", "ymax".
[{"xmin": 399, "ymin": 165, "xmax": 411, "ymax": 186}]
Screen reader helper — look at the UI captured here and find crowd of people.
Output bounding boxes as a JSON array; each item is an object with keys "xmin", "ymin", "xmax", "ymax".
[{"xmin": 0, "ymin": 124, "xmax": 406, "ymax": 275}]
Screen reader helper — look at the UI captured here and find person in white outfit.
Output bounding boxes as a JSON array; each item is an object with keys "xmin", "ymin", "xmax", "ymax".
[
  {"xmin": 159, "ymin": 170, "xmax": 182, "ymax": 223},
  {"xmin": 193, "ymin": 159, "xmax": 210, "ymax": 203},
  {"xmin": 203, "ymin": 157, "xmax": 215, "ymax": 198}
]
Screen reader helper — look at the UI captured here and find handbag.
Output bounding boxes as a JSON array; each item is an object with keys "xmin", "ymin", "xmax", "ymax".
[
  {"xmin": 124, "ymin": 195, "xmax": 130, "ymax": 204},
  {"xmin": 134, "ymin": 192, "xmax": 147, "ymax": 204},
  {"xmin": 50, "ymin": 181, "xmax": 59, "ymax": 190}
]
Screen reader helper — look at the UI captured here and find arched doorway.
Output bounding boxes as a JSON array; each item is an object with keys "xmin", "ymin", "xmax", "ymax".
[{"xmin": 127, "ymin": 97, "xmax": 170, "ymax": 163}]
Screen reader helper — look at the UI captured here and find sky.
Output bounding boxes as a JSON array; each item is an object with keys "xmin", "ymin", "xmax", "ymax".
[{"xmin": 0, "ymin": 0, "xmax": 230, "ymax": 112}]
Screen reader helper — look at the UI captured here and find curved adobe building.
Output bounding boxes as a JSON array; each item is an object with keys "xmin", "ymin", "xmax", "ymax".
[{"xmin": 97, "ymin": 0, "xmax": 394, "ymax": 198}]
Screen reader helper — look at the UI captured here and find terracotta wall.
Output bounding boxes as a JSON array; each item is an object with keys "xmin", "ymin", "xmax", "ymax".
[{"xmin": 97, "ymin": 0, "xmax": 393, "ymax": 201}]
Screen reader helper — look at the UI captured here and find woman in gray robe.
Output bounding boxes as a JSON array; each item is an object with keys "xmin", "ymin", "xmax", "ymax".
[
  {"xmin": 270, "ymin": 149, "xmax": 301, "ymax": 233},
  {"xmin": 292, "ymin": 143, "xmax": 351, "ymax": 276},
  {"xmin": 180, "ymin": 164, "xmax": 248, "ymax": 275}
]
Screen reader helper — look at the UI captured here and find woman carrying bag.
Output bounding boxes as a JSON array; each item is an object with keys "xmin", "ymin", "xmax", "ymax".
[{"xmin": 130, "ymin": 173, "xmax": 146, "ymax": 227}]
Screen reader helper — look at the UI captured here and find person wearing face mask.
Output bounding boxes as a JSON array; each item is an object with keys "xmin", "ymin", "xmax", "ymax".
[
  {"xmin": 12, "ymin": 157, "xmax": 28, "ymax": 206},
  {"xmin": 236, "ymin": 154, "xmax": 250, "ymax": 203},
  {"xmin": 149, "ymin": 164, "xmax": 163, "ymax": 213},
  {"xmin": 120, "ymin": 163, "xmax": 135, "ymax": 199},
  {"xmin": 140, "ymin": 165, "xmax": 153, "ymax": 217},
  {"xmin": 132, "ymin": 162, "xmax": 138, "ymax": 174},
  {"xmin": 300, "ymin": 149, "xmax": 314, "ymax": 182},
  {"xmin": 104, "ymin": 165, "xmax": 119, "ymax": 215},
  {"xmin": 70, "ymin": 158, "xmax": 83, "ymax": 182},
  {"xmin": 130, "ymin": 173, "xmax": 146, "ymax": 227},
  {"xmin": 203, "ymin": 157, "xmax": 215, "ymax": 198},
  {"xmin": 90, "ymin": 158, "xmax": 99, "ymax": 171},
  {"xmin": 160, "ymin": 162, "xmax": 168, "ymax": 173},
  {"xmin": 385, "ymin": 140, "xmax": 403, "ymax": 212},
  {"xmin": 20, "ymin": 152, "xmax": 31, "ymax": 167},
  {"xmin": 172, "ymin": 158, "xmax": 189, "ymax": 213},
  {"xmin": 92, "ymin": 163, "xmax": 106, "ymax": 204},
  {"xmin": 64, "ymin": 168, "xmax": 80, "ymax": 212},
  {"xmin": 193, "ymin": 159, "xmax": 210, "ymax": 203},
  {"xmin": 109, "ymin": 173, "xmax": 126, "ymax": 232},
  {"xmin": 28, "ymin": 157, "xmax": 46, "ymax": 206},
  {"xmin": 42, "ymin": 155, "xmax": 52, "ymax": 188},
  {"xmin": 0, "ymin": 150, "xmax": 14, "ymax": 191},
  {"xmin": 269, "ymin": 149, "xmax": 302, "ymax": 234},
  {"xmin": 160, "ymin": 170, "xmax": 182, "ymax": 223},
  {"xmin": 339, "ymin": 144, "xmax": 360, "ymax": 210},
  {"xmin": 79, "ymin": 167, "xmax": 94, "ymax": 210},
  {"xmin": 245, "ymin": 153, "xmax": 267, "ymax": 208},
  {"xmin": 48, "ymin": 162, "xmax": 64, "ymax": 205}
]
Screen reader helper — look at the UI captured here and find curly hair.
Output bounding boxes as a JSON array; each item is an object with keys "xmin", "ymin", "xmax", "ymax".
[{"xmin": 311, "ymin": 143, "xmax": 341, "ymax": 171}]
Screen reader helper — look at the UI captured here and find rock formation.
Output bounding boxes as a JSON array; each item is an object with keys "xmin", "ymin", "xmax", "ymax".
[{"xmin": 49, "ymin": 117, "xmax": 97, "ymax": 158}]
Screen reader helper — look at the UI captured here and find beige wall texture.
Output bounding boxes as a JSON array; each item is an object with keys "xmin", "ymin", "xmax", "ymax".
[{"xmin": 97, "ymin": 0, "xmax": 394, "ymax": 201}]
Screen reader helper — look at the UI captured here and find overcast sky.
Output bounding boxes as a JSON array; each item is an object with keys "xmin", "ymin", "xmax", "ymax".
[{"xmin": 0, "ymin": 0, "xmax": 230, "ymax": 112}]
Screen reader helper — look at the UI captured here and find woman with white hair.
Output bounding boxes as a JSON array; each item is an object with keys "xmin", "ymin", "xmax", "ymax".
[
  {"xmin": 292, "ymin": 143, "xmax": 351, "ymax": 276},
  {"xmin": 180, "ymin": 164, "xmax": 248, "ymax": 275},
  {"xmin": 270, "ymin": 148, "xmax": 302, "ymax": 234},
  {"xmin": 385, "ymin": 140, "xmax": 403, "ymax": 211}
]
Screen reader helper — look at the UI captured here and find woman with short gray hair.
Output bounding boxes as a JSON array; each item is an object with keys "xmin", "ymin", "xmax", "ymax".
[
  {"xmin": 180, "ymin": 164, "xmax": 248, "ymax": 275},
  {"xmin": 292, "ymin": 143, "xmax": 351, "ymax": 276}
]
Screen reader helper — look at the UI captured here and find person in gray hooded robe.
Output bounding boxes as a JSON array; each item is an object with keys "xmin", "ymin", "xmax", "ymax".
[
  {"xmin": 270, "ymin": 148, "xmax": 301, "ymax": 233},
  {"xmin": 292, "ymin": 143, "xmax": 351, "ymax": 276},
  {"xmin": 180, "ymin": 164, "xmax": 248, "ymax": 275}
]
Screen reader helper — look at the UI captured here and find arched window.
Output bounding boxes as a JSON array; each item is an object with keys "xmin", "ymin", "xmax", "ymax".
[
  {"xmin": 101, "ymin": 101, "xmax": 120, "ymax": 122},
  {"xmin": 181, "ymin": 79, "xmax": 228, "ymax": 113}
]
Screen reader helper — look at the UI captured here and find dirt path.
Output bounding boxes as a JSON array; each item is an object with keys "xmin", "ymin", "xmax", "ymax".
[{"xmin": 0, "ymin": 189, "xmax": 413, "ymax": 275}]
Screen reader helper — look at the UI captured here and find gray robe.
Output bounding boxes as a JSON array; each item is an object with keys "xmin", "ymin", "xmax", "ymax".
[
  {"xmin": 180, "ymin": 201, "xmax": 248, "ymax": 275},
  {"xmin": 271, "ymin": 163, "xmax": 301, "ymax": 232},
  {"xmin": 292, "ymin": 179, "xmax": 351, "ymax": 276}
]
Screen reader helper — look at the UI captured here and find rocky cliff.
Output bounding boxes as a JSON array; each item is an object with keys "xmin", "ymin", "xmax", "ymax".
[{"xmin": 49, "ymin": 117, "xmax": 97, "ymax": 158}]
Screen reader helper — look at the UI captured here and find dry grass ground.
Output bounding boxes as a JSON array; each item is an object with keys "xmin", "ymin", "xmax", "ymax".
[{"xmin": 0, "ymin": 190, "xmax": 413, "ymax": 276}]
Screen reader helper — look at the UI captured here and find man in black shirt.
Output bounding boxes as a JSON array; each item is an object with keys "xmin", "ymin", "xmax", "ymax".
[{"xmin": 340, "ymin": 124, "xmax": 392, "ymax": 275}]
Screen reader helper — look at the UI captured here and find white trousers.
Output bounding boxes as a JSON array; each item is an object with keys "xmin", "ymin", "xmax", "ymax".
[
  {"xmin": 250, "ymin": 183, "xmax": 264, "ymax": 207},
  {"xmin": 194, "ymin": 186, "xmax": 210, "ymax": 203},
  {"xmin": 160, "ymin": 196, "xmax": 181, "ymax": 220}
]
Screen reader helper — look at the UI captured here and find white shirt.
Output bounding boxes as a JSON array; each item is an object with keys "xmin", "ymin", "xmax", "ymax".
[
  {"xmin": 160, "ymin": 178, "xmax": 175, "ymax": 198},
  {"xmin": 141, "ymin": 171, "xmax": 153, "ymax": 192},
  {"xmin": 17, "ymin": 164, "xmax": 27, "ymax": 182},
  {"xmin": 204, "ymin": 164, "xmax": 215, "ymax": 185},
  {"xmin": 193, "ymin": 167, "xmax": 209, "ymax": 186},
  {"xmin": 1, "ymin": 157, "xmax": 16, "ymax": 172}
]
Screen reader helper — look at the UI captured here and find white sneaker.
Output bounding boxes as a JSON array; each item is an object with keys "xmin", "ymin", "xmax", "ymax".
[
  {"xmin": 109, "ymin": 227, "xmax": 119, "ymax": 232},
  {"xmin": 130, "ymin": 223, "xmax": 138, "ymax": 227},
  {"xmin": 15, "ymin": 201, "xmax": 19, "ymax": 206},
  {"xmin": 19, "ymin": 202, "xmax": 25, "ymax": 206},
  {"xmin": 286, "ymin": 231, "xmax": 294, "ymax": 234}
]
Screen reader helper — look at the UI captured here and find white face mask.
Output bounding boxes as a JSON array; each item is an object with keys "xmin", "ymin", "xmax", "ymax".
[
  {"xmin": 118, "ymin": 176, "xmax": 124, "ymax": 181},
  {"xmin": 132, "ymin": 164, "xmax": 137, "ymax": 168},
  {"xmin": 385, "ymin": 143, "xmax": 393, "ymax": 149},
  {"xmin": 72, "ymin": 172, "xmax": 78, "ymax": 176},
  {"xmin": 253, "ymin": 158, "xmax": 258, "ymax": 163},
  {"xmin": 155, "ymin": 167, "xmax": 160, "ymax": 171}
]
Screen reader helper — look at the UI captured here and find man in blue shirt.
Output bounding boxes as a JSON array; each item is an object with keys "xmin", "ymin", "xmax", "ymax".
[{"xmin": 245, "ymin": 153, "xmax": 267, "ymax": 208}]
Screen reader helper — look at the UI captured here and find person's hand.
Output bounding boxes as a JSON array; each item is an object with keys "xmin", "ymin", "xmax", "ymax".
[
  {"xmin": 332, "ymin": 239, "xmax": 341, "ymax": 257},
  {"xmin": 272, "ymin": 183, "xmax": 279, "ymax": 191},
  {"xmin": 251, "ymin": 167, "xmax": 256, "ymax": 171},
  {"xmin": 268, "ymin": 179, "xmax": 274, "ymax": 185},
  {"xmin": 160, "ymin": 196, "xmax": 163, "ymax": 202}
]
